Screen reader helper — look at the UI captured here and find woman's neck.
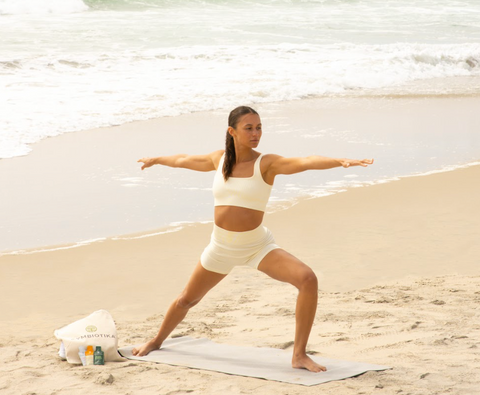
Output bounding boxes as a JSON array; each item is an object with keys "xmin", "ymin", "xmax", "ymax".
[{"xmin": 234, "ymin": 147, "xmax": 257, "ymax": 164}]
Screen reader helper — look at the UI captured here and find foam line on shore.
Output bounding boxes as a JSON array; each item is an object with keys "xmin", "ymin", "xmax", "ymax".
[{"xmin": 0, "ymin": 238, "xmax": 107, "ymax": 257}]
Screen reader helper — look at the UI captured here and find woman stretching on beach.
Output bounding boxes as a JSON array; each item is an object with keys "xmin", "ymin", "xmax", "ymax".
[{"xmin": 135, "ymin": 106, "xmax": 373, "ymax": 372}]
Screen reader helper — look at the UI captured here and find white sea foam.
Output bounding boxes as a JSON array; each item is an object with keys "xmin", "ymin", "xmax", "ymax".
[
  {"xmin": 1, "ymin": 42, "xmax": 479, "ymax": 159},
  {"xmin": 0, "ymin": 0, "xmax": 88, "ymax": 15},
  {"xmin": 0, "ymin": 222, "xmax": 204, "ymax": 255},
  {"xmin": 111, "ymin": 226, "xmax": 185, "ymax": 241},
  {"xmin": 110, "ymin": 221, "xmax": 212, "ymax": 241},
  {"xmin": 406, "ymin": 161, "xmax": 480, "ymax": 177},
  {"xmin": 1, "ymin": 0, "xmax": 480, "ymax": 159},
  {"xmin": 0, "ymin": 237, "xmax": 105, "ymax": 257}
]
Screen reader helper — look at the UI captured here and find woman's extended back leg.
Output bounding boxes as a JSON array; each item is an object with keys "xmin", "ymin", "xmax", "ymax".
[{"xmin": 133, "ymin": 262, "xmax": 226, "ymax": 356}]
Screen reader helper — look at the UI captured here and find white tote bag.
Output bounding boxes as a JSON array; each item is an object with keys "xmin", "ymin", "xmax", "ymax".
[{"xmin": 54, "ymin": 310, "xmax": 125, "ymax": 364}]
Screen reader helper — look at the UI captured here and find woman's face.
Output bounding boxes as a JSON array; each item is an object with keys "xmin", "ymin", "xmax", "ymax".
[{"xmin": 229, "ymin": 113, "xmax": 262, "ymax": 149}]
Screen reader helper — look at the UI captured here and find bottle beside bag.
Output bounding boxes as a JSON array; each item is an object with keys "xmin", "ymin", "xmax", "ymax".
[
  {"xmin": 85, "ymin": 345, "xmax": 94, "ymax": 365},
  {"xmin": 94, "ymin": 346, "xmax": 105, "ymax": 365},
  {"xmin": 78, "ymin": 346, "xmax": 87, "ymax": 366},
  {"xmin": 78, "ymin": 345, "xmax": 104, "ymax": 366}
]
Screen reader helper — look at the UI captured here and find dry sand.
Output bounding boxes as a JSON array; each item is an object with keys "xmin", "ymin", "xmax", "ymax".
[{"xmin": 1, "ymin": 160, "xmax": 479, "ymax": 394}]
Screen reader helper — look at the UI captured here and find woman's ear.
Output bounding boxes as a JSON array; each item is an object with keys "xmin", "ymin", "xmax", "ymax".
[{"xmin": 227, "ymin": 126, "xmax": 235, "ymax": 137}]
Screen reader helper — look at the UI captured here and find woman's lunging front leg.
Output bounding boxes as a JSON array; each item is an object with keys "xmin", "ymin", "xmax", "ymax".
[
  {"xmin": 132, "ymin": 262, "xmax": 226, "ymax": 357},
  {"xmin": 291, "ymin": 269, "xmax": 325, "ymax": 372},
  {"xmin": 258, "ymin": 249, "xmax": 326, "ymax": 373}
]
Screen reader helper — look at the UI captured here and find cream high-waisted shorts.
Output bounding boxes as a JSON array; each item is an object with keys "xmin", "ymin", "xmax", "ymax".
[{"xmin": 200, "ymin": 224, "xmax": 281, "ymax": 274}]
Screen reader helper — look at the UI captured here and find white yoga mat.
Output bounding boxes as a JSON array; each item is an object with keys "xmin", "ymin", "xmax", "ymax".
[{"xmin": 118, "ymin": 337, "xmax": 390, "ymax": 386}]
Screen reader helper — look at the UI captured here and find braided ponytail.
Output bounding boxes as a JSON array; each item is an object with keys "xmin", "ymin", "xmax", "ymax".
[
  {"xmin": 223, "ymin": 132, "xmax": 236, "ymax": 180},
  {"xmin": 223, "ymin": 106, "xmax": 258, "ymax": 180}
]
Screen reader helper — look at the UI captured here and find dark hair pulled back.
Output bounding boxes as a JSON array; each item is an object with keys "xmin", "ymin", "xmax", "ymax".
[{"xmin": 223, "ymin": 106, "xmax": 259, "ymax": 180}]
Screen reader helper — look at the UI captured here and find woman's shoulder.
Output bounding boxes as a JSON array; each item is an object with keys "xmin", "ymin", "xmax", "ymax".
[
  {"xmin": 211, "ymin": 149, "xmax": 225, "ymax": 169},
  {"xmin": 259, "ymin": 153, "xmax": 283, "ymax": 172},
  {"xmin": 211, "ymin": 149, "xmax": 225, "ymax": 158},
  {"xmin": 260, "ymin": 153, "xmax": 283, "ymax": 164}
]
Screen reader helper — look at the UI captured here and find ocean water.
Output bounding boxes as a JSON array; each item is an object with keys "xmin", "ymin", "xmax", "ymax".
[
  {"xmin": 1, "ymin": 0, "xmax": 480, "ymax": 158},
  {"xmin": 1, "ymin": 0, "xmax": 480, "ymax": 253}
]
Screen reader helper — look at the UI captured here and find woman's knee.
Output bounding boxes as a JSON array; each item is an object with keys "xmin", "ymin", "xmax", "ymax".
[
  {"xmin": 298, "ymin": 268, "xmax": 318, "ymax": 292},
  {"xmin": 176, "ymin": 292, "xmax": 201, "ymax": 309}
]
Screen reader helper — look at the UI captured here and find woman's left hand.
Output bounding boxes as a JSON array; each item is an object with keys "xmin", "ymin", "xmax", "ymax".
[{"xmin": 339, "ymin": 158, "xmax": 374, "ymax": 168}]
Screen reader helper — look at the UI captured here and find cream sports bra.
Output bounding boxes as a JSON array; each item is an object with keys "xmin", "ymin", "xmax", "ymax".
[{"xmin": 212, "ymin": 153, "xmax": 273, "ymax": 212}]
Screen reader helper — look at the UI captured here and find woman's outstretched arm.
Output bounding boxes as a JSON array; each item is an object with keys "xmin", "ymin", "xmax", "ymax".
[
  {"xmin": 138, "ymin": 150, "xmax": 224, "ymax": 172},
  {"xmin": 263, "ymin": 154, "xmax": 374, "ymax": 182}
]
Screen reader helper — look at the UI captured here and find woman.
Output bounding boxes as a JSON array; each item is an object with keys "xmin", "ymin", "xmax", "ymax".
[{"xmin": 135, "ymin": 106, "xmax": 373, "ymax": 373}]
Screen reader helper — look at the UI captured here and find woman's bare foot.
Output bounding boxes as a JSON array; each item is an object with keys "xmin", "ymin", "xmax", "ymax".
[
  {"xmin": 132, "ymin": 339, "xmax": 162, "ymax": 357},
  {"xmin": 292, "ymin": 354, "xmax": 327, "ymax": 373}
]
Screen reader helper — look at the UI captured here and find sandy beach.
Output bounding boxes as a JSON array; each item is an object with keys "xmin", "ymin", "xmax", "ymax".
[
  {"xmin": 1, "ymin": 120, "xmax": 479, "ymax": 394},
  {"xmin": 3, "ymin": 0, "xmax": 480, "ymax": 392}
]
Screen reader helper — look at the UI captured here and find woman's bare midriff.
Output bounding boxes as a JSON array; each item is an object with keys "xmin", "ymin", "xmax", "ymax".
[{"xmin": 214, "ymin": 206, "xmax": 264, "ymax": 231}]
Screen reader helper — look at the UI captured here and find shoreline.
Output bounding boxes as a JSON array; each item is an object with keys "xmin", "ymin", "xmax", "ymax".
[
  {"xmin": 2, "ymin": 95, "xmax": 480, "ymax": 254},
  {"xmin": 1, "ymin": 159, "xmax": 479, "ymax": 257}
]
